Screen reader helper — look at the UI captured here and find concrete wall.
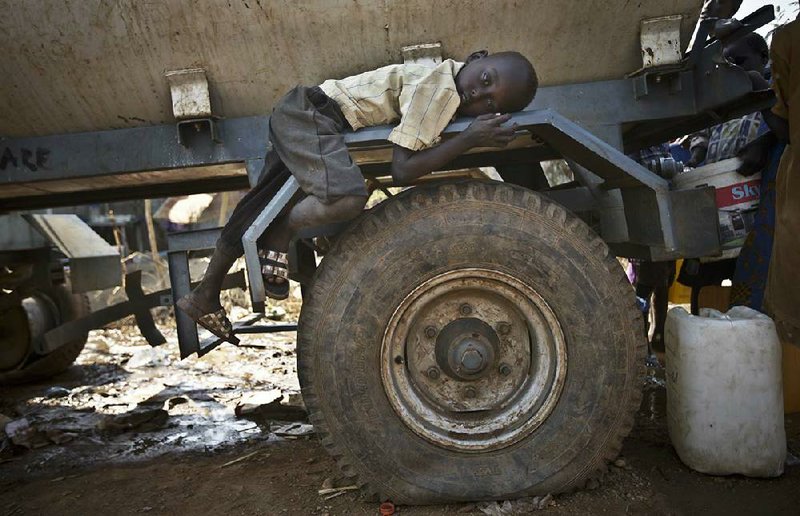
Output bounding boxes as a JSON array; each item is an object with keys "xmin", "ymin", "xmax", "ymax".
[{"xmin": 0, "ymin": 0, "xmax": 702, "ymax": 137}]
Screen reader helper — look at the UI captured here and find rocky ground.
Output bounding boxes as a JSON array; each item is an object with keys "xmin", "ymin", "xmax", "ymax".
[{"xmin": 1, "ymin": 312, "xmax": 799, "ymax": 516}]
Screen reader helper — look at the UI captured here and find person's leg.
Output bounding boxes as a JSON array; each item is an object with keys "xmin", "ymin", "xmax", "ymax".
[
  {"xmin": 177, "ymin": 156, "xmax": 292, "ymax": 319},
  {"xmin": 635, "ymin": 282, "xmax": 655, "ymax": 345},
  {"xmin": 260, "ymin": 194, "xmax": 366, "ymax": 250},
  {"xmin": 176, "ymin": 245, "xmax": 239, "ymax": 317},
  {"xmin": 650, "ymin": 261, "xmax": 676, "ymax": 352},
  {"xmin": 651, "ymin": 283, "xmax": 669, "ymax": 352},
  {"xmin": 258, "ymin": 86, "xmax": 368, "ymax": 293},
  {"xmin": 259, "ymin": 194, "xmax": 367, "ymax": 290}
]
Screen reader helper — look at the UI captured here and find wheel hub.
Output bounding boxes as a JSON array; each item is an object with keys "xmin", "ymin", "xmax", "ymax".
[
  {"xmin": 435, "ymin": 318, "xmax": 498, "ymax": 381},
  {"xmin": 381, "ymin": 268, "xmax": 568, "ymax": 452}
]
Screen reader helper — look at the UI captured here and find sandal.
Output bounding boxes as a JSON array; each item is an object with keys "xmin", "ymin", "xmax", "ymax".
[
  {"xmin": 176, "ymin": 295, "xmax": 240, "ymax": 345},
  {"xmin": 259, "ymin": 249, "xmax": 290, "ymax": 300}
]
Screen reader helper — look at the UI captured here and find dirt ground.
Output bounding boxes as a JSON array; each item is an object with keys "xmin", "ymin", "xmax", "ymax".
[{"xmin": 2, "ymin": 316, "xmax": 799, "ymax": 516}]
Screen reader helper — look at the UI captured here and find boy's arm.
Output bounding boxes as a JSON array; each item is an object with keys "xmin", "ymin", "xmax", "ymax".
[
  {"xmin": 391, "ymin": 113, "xmax": 517, "ymax": 185},
  {"xmin": 747, "ymin": 70, "xmax": 789, "ymax": 143}
]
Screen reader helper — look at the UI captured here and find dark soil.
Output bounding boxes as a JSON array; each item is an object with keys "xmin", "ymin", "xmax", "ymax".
[{"xmin": 1, "ymin": 325, "xmax": 798, "ymax": 516}]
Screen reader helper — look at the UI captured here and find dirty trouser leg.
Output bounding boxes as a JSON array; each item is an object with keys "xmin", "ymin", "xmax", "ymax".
[
  {"xmin": 177, "ymin": 151, "xmax": 291, "ymax": 316},
  {"xmin": 216, "ymin": 152, "xmax": 292, "ymax": 258}
]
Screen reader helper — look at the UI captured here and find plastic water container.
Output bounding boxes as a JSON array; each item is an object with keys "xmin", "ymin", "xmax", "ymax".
[{"xmin": 665, "ymin": 306, "xmax": 786, "ymax": 477}]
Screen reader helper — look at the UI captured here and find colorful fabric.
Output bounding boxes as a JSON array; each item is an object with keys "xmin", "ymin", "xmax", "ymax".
[
  {"xmin": 730, "ymin": 142, "xmax": 785, "ymax": 310},
  {"xmin": 319, "ymin": 60, "xmax": 464, "ymax": 151},
  {"xmin": 691, "ymin": 112, "xmax": 768, "ymax": 165}
]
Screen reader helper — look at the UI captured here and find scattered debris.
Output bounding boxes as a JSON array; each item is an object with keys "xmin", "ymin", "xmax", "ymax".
[
  {"xmin": 266, "ymin": 305, "xmax": 287, "ymax": 321},
  {"xmin": 478, "ymin": 495, "xmax": 555, "ymax": 515},
  {"xmin": 167, "ymin": 396, "xmax": 189, "ymax": 409},
  {"xmin": 273, "ymin": 423, "xmax": 314, "ymax": 438},
  {"xmin": 317, "ymin": 485, "xmax": 358, "ymax": 496},
  {"xmin": 0, "ymin": 413, "xmax": 12, "ymax": 432},
  {"xmin": 0, "ymin": 437, "xmax": 14, "ymax": 461},
  {"xmin": 479, "ymin": 500, "xmax": 513, "ymax": 516},
  {"xmin": 379, "ymin": 501, "xmax": 396, "ymax": 515},
  {"xmin": 4, "ymin": 419, "xmax": 50, "ymax": 449},
  {"xmin": 234, "ymin": 389, "xmax": 283, "ymax": 415},
  {"xmin": 322, "ymin": 491, "xmax": 349, "ymax": 501},
  {"xmin": 46, "ymin": 430, "xmax": 78, "ymax": 445},
  {"xmin": 235, "ymin": 394, "xmax": 308, "ymax": 424},
  {"xmin": 44, "ymin": 386, "xmax": 71, "ymax": 399},
  {"xmin": 126, "ymin": 346, "xmax": 172, "ymax": 368},
  {"xmin": 219, "ymin": 449, "xmax": 266, "ymax": 468},
  {"xmin": 97, "ymin": 408, "xmax": 169, "ymax": 434}
]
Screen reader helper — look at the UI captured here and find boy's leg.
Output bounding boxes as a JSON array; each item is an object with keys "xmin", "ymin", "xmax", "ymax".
[
  {"xmin": 259, "ymin": 194, "xmax": 367, "ymax": 289},
  {"xmin": 177, "ymin": 157, "xmax": 292, "ymax": 319},
  {"xmin": 260, "ymin": 194, "xmax": 366, "ymax": 250}
]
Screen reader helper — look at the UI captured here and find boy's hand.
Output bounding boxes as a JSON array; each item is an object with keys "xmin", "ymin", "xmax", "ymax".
[
  {"xmin": 464, "ymin": 113, "xmax": 517, "ymax": 148},
  {"xmin": 736, "ymin": 132, "xmax": 775, "ymax": 176}
]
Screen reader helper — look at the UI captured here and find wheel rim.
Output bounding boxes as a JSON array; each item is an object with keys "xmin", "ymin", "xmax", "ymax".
[{"xmin": 381, "ymin": 268, "xmax": 567, "ymax": 452}]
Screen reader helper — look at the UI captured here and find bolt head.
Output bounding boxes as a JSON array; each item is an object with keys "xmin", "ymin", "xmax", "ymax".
[
  {"xmin": 499, "ymin": 363, "xmax": 512, "ymax": 376},
  {"xmin": 460, "ymin": 348, "xmax": 484, "ymax": 372},
  {"xmin": 427, "ymin": 367, "xmax": 440, "ymax": 380},
  {"xmin": 497, "ymin": 322, "xmax": 511, "ymax": 335},
  {"xmin": 464, "ymin": 386, "xmax": 477, "ymax": 399},
  {"xmin": 424, "ymin": 326, "xmax": 437, "ymax": 338},
  {"xmin": 459, "ymin": 303, "xmax": 472, "ymax": 316}
]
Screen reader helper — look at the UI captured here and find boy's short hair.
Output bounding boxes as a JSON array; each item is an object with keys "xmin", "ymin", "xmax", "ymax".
[
  {"xmin": 742, "ymin": 32, "xmax": 769, "ymax": 58},
  {"xmin": 496, "ymin": 51, "xmax": 539, "ymax": 112}
]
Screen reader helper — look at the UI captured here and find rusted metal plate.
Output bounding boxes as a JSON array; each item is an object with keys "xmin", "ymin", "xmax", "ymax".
[
  {"xmin": 25, "ymin": 214, "xmax": 121, "ymax": 292},
  {"xmin": 0, "ymin": 0, "xmax": 702, "ymax": 137},
  {"xmin": 0, "ymin": 164, "xmax": 246, "ymax": 199}
]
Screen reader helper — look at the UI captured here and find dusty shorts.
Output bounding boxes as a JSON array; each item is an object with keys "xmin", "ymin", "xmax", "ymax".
[
  {"xmin": 270, "ymin": 85, "xmax": 368, "ymax": 203},
  {"xmin": 217, "ymin": 86, "xmax": 367, "ymax": 256}
]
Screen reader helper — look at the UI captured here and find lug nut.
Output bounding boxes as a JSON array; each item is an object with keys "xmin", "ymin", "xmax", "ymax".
[
  {"xmin": 424, "ymin": 326, "xmax": 437, "ymax": 338},
  {"xmin": 499, "ymin": 363, "xmax": 512, "ymax": 376},
  {"xmin": 427, "ymin": 366, "xmax": 441, "ymax": 379},
  {"xmin": 459, "ymin": 303, "xmax": 473, "ymax": 316},
  {"xmin": 464, "ymin": 386, "xmax": 477, "ymax": 399},
  {"xmin": 460, "ymin": 349, "xmax": 484, "ymax": 372},
  {"xmin": 497, "ymin": 322, "xmax": 511, "ymax": 335}
]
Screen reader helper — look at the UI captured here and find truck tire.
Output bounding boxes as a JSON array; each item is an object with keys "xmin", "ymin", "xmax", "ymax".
[
  {"xmin": 0, "ymin": 284, "xmax": 90, "ymax": 385},
  {"xmin": 297, "ymin": 181, "xmax": 644, "ymax": 504}
]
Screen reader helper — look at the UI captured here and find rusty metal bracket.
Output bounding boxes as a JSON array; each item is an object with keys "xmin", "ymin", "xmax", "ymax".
[{"xmin": 40, "ymin": 270, "xmax": 246, "ymax": 354}]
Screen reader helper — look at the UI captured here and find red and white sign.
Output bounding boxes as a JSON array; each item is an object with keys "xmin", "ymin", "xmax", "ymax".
[{"xmin": 715, "ymin": 179, "xmax": 761, "ymax": 209}]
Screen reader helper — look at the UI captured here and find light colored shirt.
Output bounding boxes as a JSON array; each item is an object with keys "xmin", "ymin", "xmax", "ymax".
[{"xmin": 319, "ymin": 60, "xmax": 464, "ymax": 151}]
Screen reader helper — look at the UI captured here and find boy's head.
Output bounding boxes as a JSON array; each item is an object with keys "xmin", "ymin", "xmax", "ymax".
[
  {"xmin": 723, "ymin": 33, "xmax": 769, "ymax": 75},
  {"xmin": 455, "ymin": 51, "xmax": 538, "ymax": 117},
  {"xmin": 702, "ymin": 0, "xmax": 743, "ymax": 20}
]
